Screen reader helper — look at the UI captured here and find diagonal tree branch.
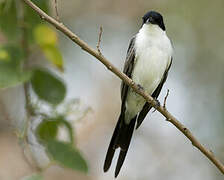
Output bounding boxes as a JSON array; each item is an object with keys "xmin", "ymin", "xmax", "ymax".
[{"xmin": 22, "ymin": 0, "xmax": 224, "ymax": 174}]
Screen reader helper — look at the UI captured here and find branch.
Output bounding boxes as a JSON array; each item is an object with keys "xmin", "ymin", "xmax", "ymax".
[
  {"xmin": 163, "ymin": 89, "xmax": 169, "ymax": 109},
  {"xmin": 54, "ymin": 0, "xmax": 59, "ymax": 22},
  {"xmin": 19, "ymin": 1, "xmax": 41, "ymax": 172},
  {"xmin": 97, "ymin": 26, "xmax": 103, "ymax": 55},
  {"xmin": 22, "ymin": 0, "xmax": 224, "ymax": 174}
]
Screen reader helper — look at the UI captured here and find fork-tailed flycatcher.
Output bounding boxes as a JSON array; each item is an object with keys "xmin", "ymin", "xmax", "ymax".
[{"xmin": 103, "ymin": 10, "xmax": 173, "ymax": 178}]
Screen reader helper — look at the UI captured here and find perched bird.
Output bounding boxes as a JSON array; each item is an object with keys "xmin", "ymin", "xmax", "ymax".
[{"xmin": 103, "ymin": 11, "xmax": 173, "ymax": 177}]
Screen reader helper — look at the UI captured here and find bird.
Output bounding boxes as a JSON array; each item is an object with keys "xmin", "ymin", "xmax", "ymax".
[{"xmin": 103, "ymin": 11, "xmax": 173, "ymax": 178}]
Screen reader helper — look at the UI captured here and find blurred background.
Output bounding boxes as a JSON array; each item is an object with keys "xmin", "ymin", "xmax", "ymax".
[{"xmin": 0, "ymin": 0, "xmax": 224, "ymax": 179}]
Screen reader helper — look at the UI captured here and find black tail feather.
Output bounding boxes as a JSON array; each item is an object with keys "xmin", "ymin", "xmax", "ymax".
[
  {"xmin": 115, "ymin": 150, "xmax": 127, "ymax": 178},
  {"xmin": 103, "ymin": 113, "xmax": 123, "ymax": 172},
  {"xmin": 115, "ymin": 116, "xmax": 136, "ymax": 177},
  {"xmin": 103, "ymin": 111, "xmax": 137, "ymax": 177}
]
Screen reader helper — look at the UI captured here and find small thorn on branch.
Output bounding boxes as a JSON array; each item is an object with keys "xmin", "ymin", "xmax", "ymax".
[
  {"xmin": 107, "ymin": 65, "xmax": 112, "ymax": 70},
  {"xmin": 209, "ymin": 150, "xmax": 215, "ymax": 157},
  {"xmin": 40, "ymin": 15, "xmax": 45, "ymax": 20},
  {"xmin": 97, "ymin": 26, "xmax": 103, "ymax": 55},
  {"xmin": 166, "ymin": 118, "xmax": 171, "ymax": 121},
  {"xmin": 163, "ymin": 89, "xmax": 170, "ymax": 109}
]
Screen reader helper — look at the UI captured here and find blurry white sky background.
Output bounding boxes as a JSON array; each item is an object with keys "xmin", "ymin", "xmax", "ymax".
[{"xmin": 0, "ymin": 0, "xmax": 223, "ymax": 179}]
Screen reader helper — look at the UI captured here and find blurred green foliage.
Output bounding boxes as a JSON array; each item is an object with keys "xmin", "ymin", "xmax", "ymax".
[
  {"xmin": 36, "ymin": 116, "xmax": 74, "ymax": 144},
  {"xmin": 31, "ymin": 69, "xmax": 66, "ymax": 105},
  {"xmin": 34, "ymin": 24, "xmax": 64, "ymax": 70},
  {"xmin": 36, "ymin": 119, "xmax": 59, "ymax": 142},
  {"xmin": 0, "ymin": 0, "xmax": 88, "ymax": 178},
  {"xmin": 47, "ymin": 140, "xmax": 88, "ymax": 172},
  {"xmin": 0, "ymin": 45, "xmax": 32, "ymax": 88},
  {"xmin": 0, "ymin": 0, "xmax": 19, "ymax": 40},
  {"xmin": 23, "ymin": 174, "xmax": 43, "ymax": 180}
]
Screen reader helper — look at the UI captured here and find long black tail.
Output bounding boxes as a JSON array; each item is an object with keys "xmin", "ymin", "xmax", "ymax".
[{"xmin": 103, "ymin": 112, "xmax": 137, "ymax": 178}]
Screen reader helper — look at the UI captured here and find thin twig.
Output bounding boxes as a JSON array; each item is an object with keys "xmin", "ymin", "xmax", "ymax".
[
  {"xmin": 54, "ymin": 0, "xmax": 59, "ymax": 21},
  {"xmin": 19, "ymin": 1, "xmax": 41, "ymax": 172},
  {"xmin": 97, "ymin": 26, "xmax": 103, "ymax": 55},
  {"xmin": 0, "ymin": 99, "xmax": 13, "ymax": 129},
  {"xmin": 22, "ymin": 0, "xmax": 224, "ymax": 174},
  {"xmin": 163, "ymin": 89, "xmax": 169, "ymax": 109}
]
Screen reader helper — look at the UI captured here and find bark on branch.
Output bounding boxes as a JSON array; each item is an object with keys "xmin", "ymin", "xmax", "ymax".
[{"xmin": 22, "ymin": 0, "xmax": 224, "ymax": 174}]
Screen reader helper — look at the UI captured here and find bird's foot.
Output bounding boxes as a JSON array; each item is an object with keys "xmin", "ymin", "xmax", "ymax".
[
  {"xmin": 137, "ymin": 84, "xmax": 144, "ymax": 91},
  {"xmin": 154, "ymin": 98, "xmax": 160, "ymax": 108},
  {"xmin": 152, "ymin": 98, "xmax": 160, "ymax": 113}
]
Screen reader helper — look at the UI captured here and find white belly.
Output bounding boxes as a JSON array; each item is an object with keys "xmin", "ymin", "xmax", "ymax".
[{"xmin": 125, "ymin": 24, "xmax": 172, "ymax": 123}]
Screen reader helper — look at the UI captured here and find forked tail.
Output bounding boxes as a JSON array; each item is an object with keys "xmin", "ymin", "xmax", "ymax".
[{"xmin": 103, "ymin": 112, "xmax": 137, "ymax": 177}]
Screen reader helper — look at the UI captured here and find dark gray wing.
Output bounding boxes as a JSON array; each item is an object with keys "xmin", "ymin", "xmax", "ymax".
[
  {"xmin": 136, "ymin": 57, "xmax": 173, "ymax": 129},
  {"xmin": 120, "ymin": 36, "xmax": 136, "ymax": 112}
]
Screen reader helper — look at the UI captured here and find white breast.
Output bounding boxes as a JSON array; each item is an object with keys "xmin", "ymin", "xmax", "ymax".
[{"xmin": 125, "ymin": 24, "xmax": 173, "ymax": 123}]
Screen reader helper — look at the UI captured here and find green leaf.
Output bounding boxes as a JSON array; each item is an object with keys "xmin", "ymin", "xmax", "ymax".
[
  {"xmin": 0, "ymin": 49, "xmax": 10, "ymax": 61},
  {"xmin": 42, "ymin": 45, "xmax": 63, "ymax": 71},
  {"xmin": 22, "ymin": 173, "xmax": 43, "ymax": 180},
  {"xmin": 36, "ymin": 119, "xmax": 58, "ymax": 142},
  {"xmin": 0, "ymin": 46, "xmax": 31, "ymax": 89},
  {"xmin": 31, "ymin": 69, "xmax": 66, "ymax": 105},
  {"xmin": 47, "ymin": 140, "xmax": 88, "ymax": 173},
  {"xmin": 33, "ymin": 24, "xmax": 64, "ymax": 70},
  {"xmin": 0, "ymin": 0, "xmax": 19, "ymax": 40},
  {"xmin": 0, "ymin": 64, "xmax": 32, "ymax": 88},
  {"xmin": 34, "ymin": 24, "xmax": 57, "ymax": 46},
  {"xmin": 36, "ymin": 116, "xmax": 74, "ymax": 144},
  {"xmin": 0, "ymin": 45, "xmax": 24, "ymax": 66}
]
